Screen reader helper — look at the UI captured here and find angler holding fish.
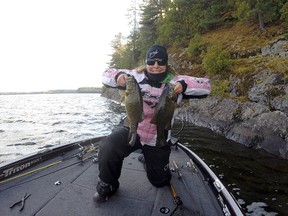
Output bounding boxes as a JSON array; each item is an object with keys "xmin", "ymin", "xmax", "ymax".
[{"xmin": 94, "ymin": 45, "xmax": 211, "ymax": 203}]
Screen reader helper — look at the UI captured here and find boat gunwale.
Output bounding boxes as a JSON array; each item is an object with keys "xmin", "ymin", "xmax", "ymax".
[{"xmin": 176, "ymin": 142, "xmax": 245, "ymax": 216}]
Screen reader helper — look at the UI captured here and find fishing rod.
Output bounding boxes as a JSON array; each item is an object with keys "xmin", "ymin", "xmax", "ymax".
[
  {"xmin": 169, "ymin": 181, "xmax": 183, "ymax": 216},
  {"xmin": 172, "ymin": 160, "xmax": 194, "ymax": 201},
  {"xmin": 0, "ymin": 144, "xmax": 98, "ymax": 185},
  {"xmin": 0, "ymin": 153, "xmax": 98, "ymax": 192},
  {"xmin": 0, "ymin": 152, "xmax": 99, "ymax": 193},
  {"xmin": 172, "ymin": 160, "xmax": 203, "ymax": 216}
]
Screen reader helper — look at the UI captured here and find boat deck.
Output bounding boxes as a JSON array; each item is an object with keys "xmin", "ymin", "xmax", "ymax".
[{"xmin": 0, "ymin": 142, "xmax": 226, "ymax": 216}]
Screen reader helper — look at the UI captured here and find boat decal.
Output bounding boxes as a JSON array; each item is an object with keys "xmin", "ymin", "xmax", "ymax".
[{"xmin": 0, "ymin": 157, "xmax": 42, "ymax": 179}]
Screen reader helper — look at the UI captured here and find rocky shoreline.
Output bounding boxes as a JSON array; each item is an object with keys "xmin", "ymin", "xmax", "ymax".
[
  {"xmin": 101, "ymin": 67, "xmax": 288, "ymax": 160},
  {"xmin": 177, "ymin": 94, "xmax": 288, "ymax": 160}
]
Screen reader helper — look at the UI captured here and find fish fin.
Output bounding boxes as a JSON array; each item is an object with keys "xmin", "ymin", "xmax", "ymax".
[
  {"xmin": 118, "ymin": 90, "xmax": 125, "ymax": 104},
  {"xmin": 128, "ymin": 133, "xmax": 137, "ymax": 146}
]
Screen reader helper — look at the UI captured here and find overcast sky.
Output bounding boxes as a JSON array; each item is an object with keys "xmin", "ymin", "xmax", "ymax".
[{"xmin": 0, "ymin": 0, "xmax": 132, "ymax": 92}]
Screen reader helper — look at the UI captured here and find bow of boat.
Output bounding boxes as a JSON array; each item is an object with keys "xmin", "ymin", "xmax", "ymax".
[{"xmin": 0, "ymin": 136, "xmax": 244, "ymax": 216}]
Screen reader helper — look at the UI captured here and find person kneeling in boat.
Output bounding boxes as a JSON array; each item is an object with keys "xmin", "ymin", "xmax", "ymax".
[{"xmin": 93, "ymin": 45, "xmax": 211, "ymax": 202}]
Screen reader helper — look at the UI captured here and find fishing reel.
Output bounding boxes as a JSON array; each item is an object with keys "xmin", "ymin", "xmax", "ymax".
[
  {"xmin": 76, "ymin": 143, "xmax": 96, "ymax": 160},
  {"xmin": 92, "ymin": 153, "xmax": 99, "ymax": 163}
]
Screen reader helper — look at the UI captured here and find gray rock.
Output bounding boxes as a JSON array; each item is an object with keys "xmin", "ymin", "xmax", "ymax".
[
  {"xmin": 178, "ymin": 96, "xmax": 288, "ymax": 159},
  {"xmin": 248, "ymin": 70, "xmax": 285, "ymax": 105},
  {"xmin": 241, "ymin": 102, "xmax": 269, "ymax": 120},
  {"xmin": 261, "ymin": 38, "xmax": 288, "ymax": 57}
]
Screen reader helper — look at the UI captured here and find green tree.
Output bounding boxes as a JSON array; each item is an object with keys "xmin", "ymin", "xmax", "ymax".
[
  {"xmin": 139, "ymin": 0, "xmax": 165, "ymax": 52},
  {"xmin": 198, "ymin": 0, "xmax": 234, "ymax": 32},
  {"xmin": 233, "ymin": 0, "xmax": 252, "ymax": 24},
  {"xmin": 127, "ymin": 0, "xmax": 142, "ymax": 66},
  {"xmin": 109, "ymin": 0, "xmax": 286, "ymax": 70},
  {"xmin": 109, "ymin": 33, "xmax": 130, "ymax": 68},
  {"xmin": 234, "ymin": 0, "xmax": 286, "ymax": 29},
  {"xmin": 255, "ymin": 0, "xmax": 286, "ymax": 29},
  {"xmin": 158, "ymin": 0, "xmax": 233, "ymax": 46},
  {"xmin": 109, "ymin": 0, "xmax": 143, "ymax": 68},
  {"xmin": 158, "ymin": 0, "xmax": 201, "ymax": 46}
]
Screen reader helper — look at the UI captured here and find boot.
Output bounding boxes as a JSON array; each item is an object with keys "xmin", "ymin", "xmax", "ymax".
[{"xmin": 93, "ymin": 178, "xmax": 118, "ymax": 203}]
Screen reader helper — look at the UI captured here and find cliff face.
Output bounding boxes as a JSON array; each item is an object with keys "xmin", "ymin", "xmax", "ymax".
[
  {"xmin": 172, "ymin": 37, "xmax": 288, "ymax": 160},
  {"xmin": 177, "ymin": 95, "xmax": 288, "ymax": 159}
]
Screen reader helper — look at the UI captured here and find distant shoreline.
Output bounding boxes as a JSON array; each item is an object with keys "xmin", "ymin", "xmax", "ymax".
[{"xmin": 0, "ymin": 87, "xmax": 103, "ymax": 95}]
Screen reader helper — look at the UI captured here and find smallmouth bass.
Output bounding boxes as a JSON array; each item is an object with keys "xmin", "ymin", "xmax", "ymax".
[
  {"xmin": 150, "ymin": 84, "xmax": 177, "ymax": 146},
  {"xmin": 124, "ymin": 75, "xmax": 143, "ymax": 146}
]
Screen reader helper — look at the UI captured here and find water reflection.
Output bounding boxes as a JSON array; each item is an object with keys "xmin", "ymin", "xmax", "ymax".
[{"xmin": 173, "ymin": 121, "xmax": 288, "ymax": 215}]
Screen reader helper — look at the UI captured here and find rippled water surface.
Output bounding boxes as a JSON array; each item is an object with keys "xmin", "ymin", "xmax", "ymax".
[
  {"xmin": 173, "ymin": 122, "xmax": 288, "ymax": 216},
  {"xmin": 0, "ymin": 93, "xmax": 124, "ymax": 162},
  {"xmin": 1, "ymin": 94, "xmax": 288, "ymax": 215}
]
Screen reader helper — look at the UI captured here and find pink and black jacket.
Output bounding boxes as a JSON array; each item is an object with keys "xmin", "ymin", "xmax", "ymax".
[{"xmin": 102, "ymin": 68, "xmax": 211, "ymax": 147}]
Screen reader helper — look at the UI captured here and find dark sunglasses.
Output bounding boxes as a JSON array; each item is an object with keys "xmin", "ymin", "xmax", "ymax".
[{"xmin": 146, "ymin": 58, "xmax": 167, "ymax": 66}]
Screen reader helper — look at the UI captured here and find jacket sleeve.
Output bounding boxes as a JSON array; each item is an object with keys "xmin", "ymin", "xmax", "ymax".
[
  {"xmin": 173, "ymin": 75, "xmax": 211, "ymax": 97},
  {"xmin": 102, "ymin": 68, "xmax": 145, "ymax": 88}
]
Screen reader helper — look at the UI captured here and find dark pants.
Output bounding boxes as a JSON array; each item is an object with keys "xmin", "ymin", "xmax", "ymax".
[{"xmin": 98, "ymin": 127, "xmax": 171, "ymax": 188}]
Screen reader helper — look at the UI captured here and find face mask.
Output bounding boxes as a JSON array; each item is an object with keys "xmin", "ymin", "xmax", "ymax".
[{"xmin": 145, "ymin": 71, "xmax": 167, "ymax": 82}]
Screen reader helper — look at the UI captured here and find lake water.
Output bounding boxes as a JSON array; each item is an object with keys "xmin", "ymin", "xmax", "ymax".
[
  {"xmin": 173, "ymin": 122, "xmax": 288, "ymax": 216},
  {"xmin": 0, "ymin": 93, "xmax": 123, "ymax": 162},
  {"xmin": 0, "ymin": 93, "xmax": 287, "ymax": 215}
]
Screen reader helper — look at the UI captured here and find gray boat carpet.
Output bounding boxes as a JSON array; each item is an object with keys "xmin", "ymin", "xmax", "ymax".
[{"xmin": 0, "ymin": 147, "xmax": 224, "ymax": 216}]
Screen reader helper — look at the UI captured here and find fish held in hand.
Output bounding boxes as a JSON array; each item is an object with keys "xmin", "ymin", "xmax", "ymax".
[
  {"xmin": 150, "ymin": 84, "xmax": 177, "ymax": 146},
  {"xmin": 124, "ymin": 75, "xmax": 143, "ymax": 146}
]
